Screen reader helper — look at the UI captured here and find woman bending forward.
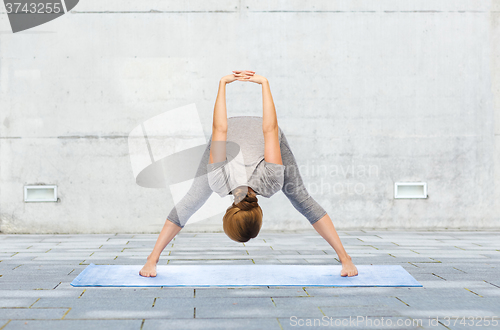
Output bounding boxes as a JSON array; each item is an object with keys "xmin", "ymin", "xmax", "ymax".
[{"xmin": 140, "ymin": 70, "xmax": 358, "ymax": 278}]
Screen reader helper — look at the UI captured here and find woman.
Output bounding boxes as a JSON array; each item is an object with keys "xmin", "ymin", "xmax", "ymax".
[{"xmin": 140, "ymin": 70, "xmax": 358, "ymax": 278}]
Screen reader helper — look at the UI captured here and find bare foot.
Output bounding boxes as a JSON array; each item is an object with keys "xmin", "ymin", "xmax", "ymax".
[
  {"xmin": 139, "ymin": 255, "xmax": 158, "ymax": 277},
  {"xmin": 340, "ymin": 255, "xmax": 358, "ymax": 277}
]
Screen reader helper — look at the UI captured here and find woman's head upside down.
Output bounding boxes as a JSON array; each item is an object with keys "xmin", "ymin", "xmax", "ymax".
[{"xmin": 223, "ymin": 186, "xmax": 263, "ymax": 243}]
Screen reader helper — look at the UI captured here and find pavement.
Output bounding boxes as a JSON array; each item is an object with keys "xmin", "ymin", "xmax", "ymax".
[{"xmin": 0, "ymin": 230, "xmax": 499, "ymax": 330}]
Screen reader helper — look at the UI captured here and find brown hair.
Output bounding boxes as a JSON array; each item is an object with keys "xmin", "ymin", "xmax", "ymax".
[{"xmin": 223, "ymin": 189, "xmax": 263, "ymax": 243}]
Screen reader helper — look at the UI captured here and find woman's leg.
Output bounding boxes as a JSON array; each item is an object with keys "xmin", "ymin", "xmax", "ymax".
[
  {"xmin": 279, "ymin": 132, "xmax": 358, "ymax": 276},
  {"xmin": 139, "ymin": 221, "xmax": 182, "ymax": 277},
  {"xmin": 140, "ymin": 137, "xmax": 215, "ymax": 277},
  {"xmin": 312, "ymin": 214, "xmax": 358, "ymax": 276}
]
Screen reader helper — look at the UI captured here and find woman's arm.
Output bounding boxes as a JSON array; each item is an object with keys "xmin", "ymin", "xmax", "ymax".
[
  {"xmin": 261, "ymin": 80, "xmax": 283, "ymax": 165},
  {"xmin": 209, "ymin": 80, "xmax": 228, "ymax": 164},
  {"xmin": 210, "ymin": 71, "xmax": 253, "ymax": 164},
  {"xmin": 234, "ymin": 71, "xmax": 282, "ymax": 165}
]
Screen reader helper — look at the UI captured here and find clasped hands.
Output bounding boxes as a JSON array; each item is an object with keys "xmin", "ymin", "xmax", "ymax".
[{"xmin": 221, "ymin": 70, "xmax": 267, "ymax": 85}]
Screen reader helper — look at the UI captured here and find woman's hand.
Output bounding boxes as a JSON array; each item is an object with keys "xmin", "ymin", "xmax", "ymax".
[
  {"xmin": 220, "ymin": 74, "xmax": 238, "ymax": 84},
  {"xmin": 233, "ymin": 70, "xmax": 267, "ymax": 84},
  {"xmin": 221, "ymin": 70, "xmax": 255, "ymax": 84}
]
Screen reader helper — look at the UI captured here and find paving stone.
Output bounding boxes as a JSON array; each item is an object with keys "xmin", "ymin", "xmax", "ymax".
[
  {"xmin": 317, "ymin": 306, "xmax": 403, "ymax": 318},
  {"xmin": 0, "ymin": 282, "xmax": 64, "ymax": 290},
  {"xmin": 0, "ymin": 290, "xmax": 80, "ymax": 300},
  {"xmin": 389, "ymin": 296, "xmax": 500, "ymax": 314},
  {"xmin": 0, "ymin": 298, "xmax": 38, "ymax": 308},
  {"xmin": 194, "ymin": 287, "xmax": 309, "ymax": 298},
  {"xmin": 63, "ymin": 309, "xmax": 191, "ymax": 320},
  {"xmin": 252, "ymin": 259, "xmax": 284, "ymax": 264},
  {"xmin": 270, "ymin": 296, "xmax": 401, "ymax": 309},
  {"xmin": 154, "ymin": 296, "xmax": 324, "ymax": 318},
  {"xmin": 0, "ymin": 308, "xmax": 68, "ymax": 319},
  {"xmin": 143, "ymin": 318, "xmax": 281, "ymax": 330},
  {"xmin": 80, "ymin": 287, "xmax": 194, "ymax": 299},
  {"xmin": 3, "ymin": 320, "xmax": 143, "ymax": 330},
  {"xmin": 303, "ymin": 286, "xmax": 419, "ymax": 297}
]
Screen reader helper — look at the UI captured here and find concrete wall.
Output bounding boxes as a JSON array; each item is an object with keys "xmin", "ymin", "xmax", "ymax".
[{"xmin": 1, "ymin": 0, "xmax": 499, "ymax": 233}]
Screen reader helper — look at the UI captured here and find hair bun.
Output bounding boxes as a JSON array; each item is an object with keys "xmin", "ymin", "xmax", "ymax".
[{"xmin": 234, "ymin": 194, "xmax": 259, "ymax": 211}]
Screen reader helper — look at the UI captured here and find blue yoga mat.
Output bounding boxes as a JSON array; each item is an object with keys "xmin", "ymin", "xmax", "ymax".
[{"xmin": 70, "ymin": 264, "xmax": 422, "ymax": 287}]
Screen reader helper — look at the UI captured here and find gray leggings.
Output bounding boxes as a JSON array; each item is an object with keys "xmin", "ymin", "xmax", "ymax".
[{"xmin": 167, "ymin": 130, "xmax": 328, "ymax": 228}]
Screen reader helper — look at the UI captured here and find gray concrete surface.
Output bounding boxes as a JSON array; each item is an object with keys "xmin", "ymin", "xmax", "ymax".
[
  {"xmin": 0, "ymin": 230, "xmax": 499, "ymax": 329},
  {"xmin": 1, "ymin": 0, "xmax": 500, "ymax": 233}
]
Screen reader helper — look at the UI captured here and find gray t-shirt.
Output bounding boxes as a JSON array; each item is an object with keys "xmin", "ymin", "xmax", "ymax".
[
  {"xmin": 166, "ymin": 115, "xmax": 328, "ymax": 228},
  {"xmin": 206, "ymin": 116, "xmax": 285, "ymax": 198}
]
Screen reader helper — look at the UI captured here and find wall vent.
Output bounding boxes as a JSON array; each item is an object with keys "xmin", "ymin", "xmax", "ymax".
[
  {"xmin": 24, "ymin": 185, "xmax": 58, "ymax": 202},
  {"xmin": 394, "ymin": 182, "xmax": 427, "ymax": 199}
]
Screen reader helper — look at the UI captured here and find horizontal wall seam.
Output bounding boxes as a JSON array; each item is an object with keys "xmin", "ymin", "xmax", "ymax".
[{"xmin": 59, "ymin": 10, "xmax": 496, "ymax": 14}]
